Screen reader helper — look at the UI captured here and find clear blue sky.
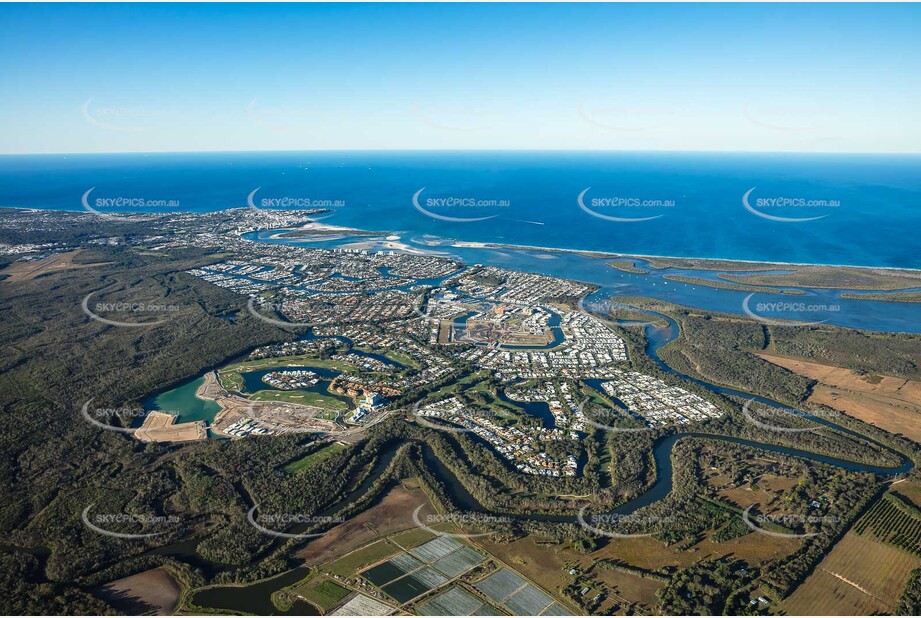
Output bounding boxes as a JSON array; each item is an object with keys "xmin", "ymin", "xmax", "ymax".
[{"xmin": 1, "ymin": 2, "xmax": 918, "ymax": 154}]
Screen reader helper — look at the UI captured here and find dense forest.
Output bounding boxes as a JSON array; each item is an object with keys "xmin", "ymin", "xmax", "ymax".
[{"xmin": 898, "ymin": 567, "xmax": 921, "ymax": 615}]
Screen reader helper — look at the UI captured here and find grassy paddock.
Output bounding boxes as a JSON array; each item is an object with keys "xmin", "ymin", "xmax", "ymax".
[{"xmin": 283, "ymin": 442, "xmax": 347, "ymax": 474}]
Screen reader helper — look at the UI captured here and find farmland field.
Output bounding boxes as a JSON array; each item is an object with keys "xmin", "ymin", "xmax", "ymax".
[
  {"xmin": 854, "ymin": 493, "xmax": 921, "ymax": 557},
  {"xmin": 409, "ymin": 536, "xmax": 465, "ymax": 562},
  {"xmin": 360, "ymin": 535, "xmax": 487, "ymax": 605},
  {"xmin": 325, "ymin": 539, "xmax": 402, "ymax": 579},
  {"xmin": 474, "ymin": 532, "xmax": 765, "ymax": 614},
  {"xmin": 300, "ymin": 481, "xmax": 436, "ymax": 568},
  {"xmin": 541, "ymin": 602, "xmax": 575, "ymax": 615},
  {"xmin": 412, "ymin": 566, "xmax": 450, "ymax": 588},
  {"xmin": 758, "ymin": 353, "xmax": 921, "ymax": 443},
  {"xmin": 389, "ymin": 527, "xmax": 437, "ymax": 550},
  {"xmin": 381, "ymin": 567, "xmax": 448, "ymax": 603},
  {"xmin": 416, "ymin": 585, "xmax": 499, "ymax": 616},
  {"xmin": 893, "ymin": 480, "xmax": 921, "ymax": 509},
  {"xmin": 475, "ymin": 568, "xmax": 528, "ymax": 603},
  {"xmin": 328, "ymin": 593, "xmax": 393, "ymax": 616},
  {"xmin": 474, "ymin": 568, "xmax": 564, "ymax": 615},
  {"xmin": 505, "ymin": 583, "xmax": 556, "ymax": 615},
  {"xmin": 95, "ymin": 567, "xmax": 180, "ymax": 616},
  {"xmin": 290, "ymin": 578, "xmax": 351, "ymax": 613},
  {"xmin": 283, "ymin": 442, "xmax": 346, "ymax": 473},
  {"xmin": 432, "ymin": 546, "xmax": 487, "ymax": 578},
  {"xmin": 392, "ymin": 552, "xmax": 426, "ymax": 573},
  {"xmin": 782, "ymin": 533, "xmax": 920, "ymax": 615},
  {"xmin": 363, "ymin": 555, "xmax": 420, "ymax": 587}
]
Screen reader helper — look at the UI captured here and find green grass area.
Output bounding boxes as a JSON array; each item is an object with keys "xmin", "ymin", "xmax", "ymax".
[
  {"xmin": 581, "ymin": 384, "xmax": 613, "ymax": 408},
  {"xmin": 388, "ymin": 527, "xmax": 436, "ymax": 551},
  {"xmin": 325, "ymin": 539, "xmax": 402, "ymax": 578},
  {"xmin": 719, "ymin": 265, "xmax": 921, "ymax": 290},
  {"xmin": 283, "ymin": 442, "xmax": 346, "ymax": 474},
  {"xmin": 221, "ymin": 354, "xmax": 354, "ymax": 375},
  {"xmin": 664, "ymin": 274, "xmax": 805, "ymax": 295},
  {"xmin": 608, "ymin": 259, "xmax": 650, "ymax": 274},
  {"xmin": 351, "ymin": 345, "xmax": 421, "ymax": 370},
  {"xmin": 380, "ymin": 349, "xmax": 420, "ymax": 369},
  {"xmin": 250, "ymin": 389, "xmax": 348, "ymax": 410},
  {"xmin": 218, "ymin": 371, "xmax": 244, "ymax": 391},
  {"xmin": 606, "ymin": 305, "xmax": 669, "ymax": 326},
  {"xmin": 292, "ymin": 578, "xmax": 352, "ymax": 612},
  {"xmin": 428, "ymin": 371, "xmax": 490, "ymax": 399},
  {"xmin": 466, "ymin": 380, "xmax": 494, "ymax": 395}
]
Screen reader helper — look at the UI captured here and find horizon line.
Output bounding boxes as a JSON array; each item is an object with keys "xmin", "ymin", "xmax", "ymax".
[{"xmin": 2, "ymin": 147, "xmax": 920, "ymax": 157}]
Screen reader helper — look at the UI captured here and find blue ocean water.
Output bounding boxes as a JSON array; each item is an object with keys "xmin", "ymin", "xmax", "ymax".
[{"xmin": 0, "ymin": 151, "xmax": 919, "ymax": 268}]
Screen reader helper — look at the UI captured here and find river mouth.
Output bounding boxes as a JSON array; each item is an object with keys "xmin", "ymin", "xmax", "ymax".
[{"xmin": 246, "ymin": 229, "xmax": 921, "ymax": 334}]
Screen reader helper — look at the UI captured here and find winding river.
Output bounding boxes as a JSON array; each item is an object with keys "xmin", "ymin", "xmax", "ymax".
[
  {"xmin": 418, "ymin": 301, "xmax": 913, "ymax": 526},
  {"xmin": 181, "ymin": 300, "xmax": 914, "ymax": 614},
  {"xmin": 184, "ymin": 236, "xmax": 916, "ymax": 611},
  {"xmin": 241, "ymin": 231, "xmax": 914, "ymax": 522}
]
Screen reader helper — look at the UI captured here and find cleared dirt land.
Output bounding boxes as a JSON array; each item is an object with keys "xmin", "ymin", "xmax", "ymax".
[
  {"xmin": 782, "ymin": 533, "xmax": 920, "ymax": 615},
  {"xmin": 0, "ymin": 250, "xmax": 112, "ymax": 283},
  {"xmin": 475, "ymin": 535, "xmax": 663, "ymax": 613},
  {"xmin": 474, "ymin": 522, "xmax": 800, "ymax": 615},
  {"xmin": 200, "ymin": 370, "xmax": 340, "ymax": 436},
  {"xmin": 759, "ymin": 353, "xmax": 921, "ymax": 442},
  {"xmin": 299, "ymin": 480, "xmax": 437, "ymax": 568},
  {"xmin": 95, "ymin": 567, "xmax": 179, "ymax": 615},
  {"xmin": 893, "ymin": 478, "xmax": 921, "ymax": 509},
  {"xmin": 134, "ymin": 411, "xmax": 206, "ymax": 443}
]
